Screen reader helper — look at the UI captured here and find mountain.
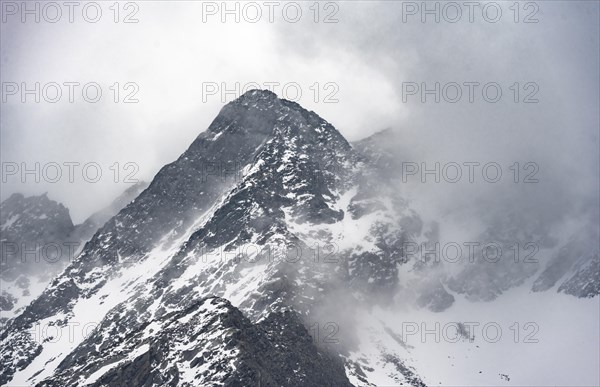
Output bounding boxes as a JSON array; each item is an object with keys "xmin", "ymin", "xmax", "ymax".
[
  {"xmin": 0, "ymin": 193, "xmax": 74, "ymax": 277},
  {"xmin": 0, "ymin": 193, "xmax": 75, "ymax": 323},
  {"xmin": 0, "ymin": 182, "xmax": 148, "ymax": 324},
  {"xmin": 0, "ymin": 90, "xmax": 598, "ymax": 386},
  {"xmin": 352, "ymin": 127, "xmax": 600, "ymax": 302}
]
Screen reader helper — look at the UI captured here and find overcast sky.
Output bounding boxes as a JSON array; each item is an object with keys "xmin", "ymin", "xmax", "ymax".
[{"xmin": 1, "ymin": 1, "xmax": 598, "ymax": 224}]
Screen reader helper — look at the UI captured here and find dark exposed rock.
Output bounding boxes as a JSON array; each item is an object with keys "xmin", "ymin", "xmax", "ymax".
[{"xmin": 41, "ymin": 297, "xmax": 352, "ymax": 387}]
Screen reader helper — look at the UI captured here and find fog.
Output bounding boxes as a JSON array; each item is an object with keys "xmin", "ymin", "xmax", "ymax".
[
  {"xmin": 1, "ymin": 3, "xmax": 599, "ymax": 384},
  {"xmin": 1, "ymin": 0, "xmax": 598, "ymax": 236}
]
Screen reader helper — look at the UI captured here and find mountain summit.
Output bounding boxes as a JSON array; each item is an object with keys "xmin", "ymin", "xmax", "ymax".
[{"xmin": 1, "ymin": 90, "xmax": 381, "ymax": 386}]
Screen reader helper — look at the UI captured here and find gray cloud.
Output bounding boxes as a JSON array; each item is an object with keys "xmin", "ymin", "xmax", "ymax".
[{"xmin": 1, "ymin": 1, "xmax": 598, "ymax": 231}]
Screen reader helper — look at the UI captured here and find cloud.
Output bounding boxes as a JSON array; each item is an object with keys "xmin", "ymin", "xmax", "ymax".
[{"xmin": 1, "ymin": 1, "xmax": 598, "ymax": 229}]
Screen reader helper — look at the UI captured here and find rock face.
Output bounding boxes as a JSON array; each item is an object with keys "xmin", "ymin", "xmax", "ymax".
[
  {"xmin": 44, "ymin": 297, "xmax": 351, "ymax": 387},
  {"xmin": 0, "ymin": 90, "xmax": 597, "ymax": 386}
]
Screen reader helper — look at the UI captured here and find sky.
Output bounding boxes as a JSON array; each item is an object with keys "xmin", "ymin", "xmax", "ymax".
[{"xmin": 1, "ymin": 0, "xmax": 598, "ymax": 224}]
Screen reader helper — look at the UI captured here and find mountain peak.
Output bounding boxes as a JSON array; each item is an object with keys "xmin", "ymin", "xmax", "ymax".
[
  {"xmin": 203, "ymin": 87, "xmax": 348, "ymax": 148},
  {"xmin": 237, "ymin": 88, "xmax": 278, "ymax": 101},
  {"xmin": 227, "ymin": 89, "xmax": 282, "ymax": 111}
]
